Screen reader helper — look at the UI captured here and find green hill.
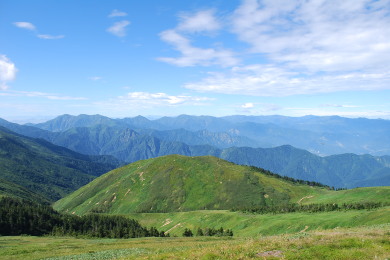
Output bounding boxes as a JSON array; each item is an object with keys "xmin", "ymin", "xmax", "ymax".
[
  {"xmin": 0, "ymin": 126, "xmax": 120, "ymax": 202},
  {"xmin": 54, "ymin": 155, "xmax": 388, "ymax": 215}
]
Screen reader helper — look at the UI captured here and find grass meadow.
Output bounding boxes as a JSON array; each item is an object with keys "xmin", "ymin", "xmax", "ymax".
[{"xmin": 0, "ymin": 224, "xmax": 389, "ymax": 259}]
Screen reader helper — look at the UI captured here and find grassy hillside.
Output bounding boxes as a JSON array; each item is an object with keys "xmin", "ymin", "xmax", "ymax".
[
  {"xmin": 54, "ymin": 155, "xmax": 390, "ymax": 215},
  {"xmin": 125, "ymin": 207, "xmax": 390, "ymax": 237},
  {"xmin": 0, "ymin": 127, "xmax": 118, "ymax": 202}
]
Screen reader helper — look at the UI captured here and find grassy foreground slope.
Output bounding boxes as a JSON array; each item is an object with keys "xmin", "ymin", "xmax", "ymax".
[
  {"xmin": 54, "ymin": 155, "xmax": 336, "ymax": 214},
  {"xmin": 1, "ymin": 224, "xmax": 389, "ymax": 259}
]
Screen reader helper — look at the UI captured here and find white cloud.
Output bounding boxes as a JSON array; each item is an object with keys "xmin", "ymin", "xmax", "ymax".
[
  {"xmin": 0, "ymin": 55, "xmax": 17, "ymax": 90},
  {"xmin": 177, "ymin": 9, "xmax": 221, "ymax": 33},
  {"xmin": 98, "ymin": 92, "xmax": 214, "ymax": 111},
  {"xmin": 13, "ymin": 21, "xmax": 65, "ymax": 39},
  {"xmin": 37, "ymin": 34, "xmax": 65, "ymax": 40},
  {"xmin": 119, "ymin": 91, "xmax": 213, "ymax": 105},
  {"xmin": 181, "ymin": 0, "xmax": 390, "ymax": 96},
  {"xmin": 231, "ymin": 0, "xmax": 390, "ymax": 73},
  {"xmin": 158, "ymin": 29, "xmax": 238, "ymax": 67},
  {"xmin": 13, "ymin": 22, "xmax": 36, "ymax": 31},
  {"xmin": 158, "ymin": 10, "xmax": 238, "ymax": 67},
  {"xmin": 241, "ymin": 102, "xmax": 254, "ymax": 108},
  {"xmin": 185, "ymin": 64, "xmax": 390, "ymax": 96},
  {"xmin": 108, "ymin": 9, "xmax": 128, "ymax": 18},
  {"xmin": 107, "ymin": 20, "xmax": 130, "ymax": 37}
]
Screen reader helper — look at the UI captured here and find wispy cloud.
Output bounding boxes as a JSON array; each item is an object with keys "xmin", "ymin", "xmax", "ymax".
[
  {"xmin": 37, "ymin": 34, "xmax": 65, "ymax": 40},
  {"xmin": 154, "ymin": 1, "xmax": 390, "ymax": 96},
  {"xmin": 158, "ymin": 10, "xmax": 238, "ymax": 67},
  {"xmin": 108, "ymin": 9, "xmax": 128, "ymax": 18},
  {"xmin": 231, "ymin": 0, "xmax": 390, "ymax": 73},
  {"xmin": 237, "ymin": 102, "xmax": 282, "ymax": 114},
  {"xmin": 185, "ymin": 65, "xmax": 390, "ymax": 96},
  {"xmin": 0, "ymin": 55, "xmax": 17, "ymax": 90},
  {"xmin": 98, "ymin": 91, "xmax": 214, "ymax": 111},
  {"xmin": 13, "ymin": 22, "xmax": 36, "ymax": 31},
  {"xmin": 107, "ymin": 20, "xmax": 131, "ymax": 37},
  {"xmin": 13, "ymin": 21, "xmax": 64, "ymax": 40},
  {"xmin": 177, "ymin": 9, "xmax": 221, "ymax": 33},
  {"xmin": 158, "ymin": 29, "xmax": 237, "ymax": 67},
  {"xmin": 0, "ymin": 90, "xmax": 86, "ymax": 100},
  {"xmin": 241, "ymin": 102, "xmax": 254, "ymax": 109}
]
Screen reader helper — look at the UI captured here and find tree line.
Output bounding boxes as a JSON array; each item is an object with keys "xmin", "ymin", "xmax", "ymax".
[
  {"xmin": 183, "ymin": 227, "xmax": 233, "ymax": 237},
  {"xmin": 232, "ymin": 201, "xmax": 386, "ymax": 215},
  {"xmin": 249, "ymin": 166, "xmax": 333, "ymax": 189},
  {"xmin": 0, "ymin": 197, "xmax": 166, "ymax": 238}
]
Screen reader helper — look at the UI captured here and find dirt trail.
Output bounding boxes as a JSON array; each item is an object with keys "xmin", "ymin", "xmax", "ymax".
[
  {"xmin": 298, "ymin": 195, "xmax": 314, "ymax": 204},
  {"xmin": 300, "ymin": 225, "xmax": 309, "ymax": 233},
  {"xmin": 161, "ymin": 218, "xmax": 172, "ymax": 227},
  {"xmin": 165, "ymin": 223, "xmax": 182, "ymax": 234}
]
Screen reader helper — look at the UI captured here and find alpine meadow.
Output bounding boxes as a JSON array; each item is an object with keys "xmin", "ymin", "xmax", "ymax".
[{"xmin": 1, "ymin": 0, "xmax": 390, "ymax": 259}]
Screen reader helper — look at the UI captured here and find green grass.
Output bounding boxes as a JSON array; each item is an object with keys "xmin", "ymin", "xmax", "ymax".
[
  {"xmin": 122, "ymin": 207, "xmax": 390, "ymax": 237},
  {"xmin": 0, "ymin": 224, "xmax": 389, "ymax": 259},
  {"xmin": 54, "ymin": 155, "xmax": 390, "ymax": 215},
  {"xmin": 302, "ymin": 186, "xmax": 390, "ymax": 204}
]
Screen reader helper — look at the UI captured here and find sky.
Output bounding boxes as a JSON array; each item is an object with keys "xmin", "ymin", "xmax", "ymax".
[{"xmin": 1, "ymin": 0, "xmax": 390, "ymax": 123}]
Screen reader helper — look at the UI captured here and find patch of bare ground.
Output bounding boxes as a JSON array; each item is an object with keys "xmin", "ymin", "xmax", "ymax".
[{"xmin": 256, "ymin": 250, "xmax": 284, "ymax": 258}]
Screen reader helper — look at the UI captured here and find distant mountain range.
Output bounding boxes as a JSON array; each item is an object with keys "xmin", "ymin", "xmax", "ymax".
[
  {"xmin": 1, "ymin": 114, "xmax": 390, "ymax": 189},
  {"xmin": 0, "ymin": 126, "xmax": 121, "ymax": 202},
  {"xmin": 24, "ymin": 114, "xmax": 390, "ymax": 156}
]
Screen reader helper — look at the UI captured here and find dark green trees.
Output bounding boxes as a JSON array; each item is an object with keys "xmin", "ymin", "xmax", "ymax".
[{"xmin": 0, "ymin": 197, "xmax": 165, "ymax": 238}]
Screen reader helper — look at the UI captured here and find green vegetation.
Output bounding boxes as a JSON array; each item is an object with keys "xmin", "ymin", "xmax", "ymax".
[
  {"xmin": 0, "ymin": 197, "xmax": 165, "ymax": 238},
  {"xmin": 124, "ymin": 207, "xmax": 390, "ymax": 237},
  {"xmin": 0, "ymin": 224, "xmax": 388, "ymax": 259},
  {"xmin": 234, "ymin": 202, "xmax": 387, "ymax": 214},
  {"xmin": 53, "ymin": 155, "xmax": 325, "ymax": 214},
  {"xmin": 0, "ymin": 127, "xmax": 118, "ymax": 202},
  {"xmin": 54, "ymin": 155, "xmax": 390, "ymax": 215}
]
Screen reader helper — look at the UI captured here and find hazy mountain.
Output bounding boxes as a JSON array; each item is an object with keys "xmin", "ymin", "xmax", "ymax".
[
  {"xmin": 27, "ymin": 114, "xmax": 390, "ymax": 155},
  {"xmin": 219, "ymin": 145, "xmax": 390, "ymax": 188},
  {"xmin": 31, "ymin": 114, "xmax": 123, "ymax": 132}
]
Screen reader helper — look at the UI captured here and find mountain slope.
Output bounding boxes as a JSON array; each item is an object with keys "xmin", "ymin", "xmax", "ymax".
[
  {"xmin": 0, "ymin": 178, "xmax": 47, "ymax": 203},
  {"xmin": 32, "ymin": 114, "xmax": 123, "ymax": 132},
  {"xmin": 54, "ymin": 155, "xmax": 337, "ymax": 215},
  {"xmin": 0, "ymin": 127, "xmax": 120, "ymax": 202},
  {"xmin": 2, "ymin": 115, "xmax": 390, "ymax": 188},
  {"xmin": 220, "ymin": 145, "xmax": 390, "ymax": 188}
]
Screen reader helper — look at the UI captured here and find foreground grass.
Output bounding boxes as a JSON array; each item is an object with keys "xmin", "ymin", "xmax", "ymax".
[{"xmin": 0, "ymin": 224, "xmax": 389, "ymax": 259}]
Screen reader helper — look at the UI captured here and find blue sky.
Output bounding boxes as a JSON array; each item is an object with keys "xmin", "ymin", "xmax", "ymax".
[{"xmin": 1, "ymin": 0, "xmax": 389, "ymax": 122}]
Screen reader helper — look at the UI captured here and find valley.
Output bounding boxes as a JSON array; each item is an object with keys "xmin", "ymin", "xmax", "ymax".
[{"xmin": 0, "ymin": 114, "xmax": 389, "ymax": 259}]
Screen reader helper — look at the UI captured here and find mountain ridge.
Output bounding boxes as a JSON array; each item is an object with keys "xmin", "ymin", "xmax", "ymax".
[
  {"xmin": 0, "ymin": 126, "xmax": 121, "ymax": 202},
  {"xmin": 1, "ymin": 115, "xmax": 389, "ymax": 188}
]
